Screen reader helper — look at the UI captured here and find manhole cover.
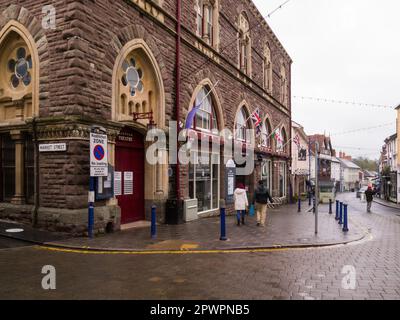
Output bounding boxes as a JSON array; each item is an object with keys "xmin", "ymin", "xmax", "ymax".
[{"xmin": 5, "ymin": 228, "xmax": 24, "ymax": 233}]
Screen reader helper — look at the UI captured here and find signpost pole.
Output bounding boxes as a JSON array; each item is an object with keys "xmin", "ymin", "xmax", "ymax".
[
  {"xmin": 88, "ymin": 176, "xmax": 95, "ymax": 239},
  {"xmin": 315, "ymin": 142, "xmax": 319, "ymax": 235},
  {"xmin": 88, "ymin": 126, "xmax": 108, "ymax": 239}
]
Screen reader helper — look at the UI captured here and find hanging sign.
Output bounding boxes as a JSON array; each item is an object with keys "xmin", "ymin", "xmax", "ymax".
[{"xmin": 90, "ymin": 133, "xmax": 108, "ymax": 177}]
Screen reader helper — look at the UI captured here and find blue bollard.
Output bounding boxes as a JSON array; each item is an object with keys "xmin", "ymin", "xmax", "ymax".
[
  {"xmin": 339, "ymin": 202, "xmax": 343, "ymax": 225},
  {"xmin": 151, "ymin": 205, "xmax": 157, "ymax": 239},
  {"xmin": 220, "ymin": 202, "xmax": 227, "ymax": 241},
  {"xmin": 335, "ymin": 200, "xmax": 339, "ymax": 220},
  {"xmin": 329, "ymin": 199, "xmax": 333, "ymax": 214},
  {"xmin": 343, "ymin": 204, "xmax": 349, "ymax": 232},
  {"xmin": 298, "ymin": 198, "xmax": 301, "ymax": 213},
  {"xmin": 88, "ymin": 176, "xmax": 95, "ymax": 239}
]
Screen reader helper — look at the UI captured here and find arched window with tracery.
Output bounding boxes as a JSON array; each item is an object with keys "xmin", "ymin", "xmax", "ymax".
[
  {"xmin": 235, "ymin": 106, "xmax": 252, "ymax": 143},
  {"xmin": 191, "ymin": 85, "xmax": 218, "ymax": 132},
  {"xmin": 238, "ymin": 12, "xmax": 251, "ymax": 76},
  {"xmin": 264, "ymin": 43, "xmax": 272, "ymax": 93},
  {"xmin": 261, "ymin": 118, "xmax": 272, "ymax": 148},
  {"xmin": 280, "ymin": 62, "xmax": 288, "ymax": 107}
]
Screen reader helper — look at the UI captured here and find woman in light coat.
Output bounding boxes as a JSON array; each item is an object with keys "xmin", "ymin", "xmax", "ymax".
[{"xmin": 234, "ymin": 183, "xmax": 249, "ymax": 226}]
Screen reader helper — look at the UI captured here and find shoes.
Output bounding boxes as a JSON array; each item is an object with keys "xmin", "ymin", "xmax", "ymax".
[{"xmin": 237, "ymin": 220, "xmax": 241, "ymax": 226}]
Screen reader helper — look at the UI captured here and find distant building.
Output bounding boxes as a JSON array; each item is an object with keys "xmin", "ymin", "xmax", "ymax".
[
  {"xmin": 291, "ymin": 121, "xmax": 310, "ymax": 198},
  {"xmin": 379, "ymin": 133, "xmax": 398, "ymax": 203},
  {"xmin": 338, "ymin": 156, "xmax": 361, "ymax": 192}
]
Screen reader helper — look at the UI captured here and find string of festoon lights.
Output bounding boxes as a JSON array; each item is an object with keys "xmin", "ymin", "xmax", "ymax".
[{"xmin": 293, "ymin": 96, "xmax": 395, "ymax": 110}]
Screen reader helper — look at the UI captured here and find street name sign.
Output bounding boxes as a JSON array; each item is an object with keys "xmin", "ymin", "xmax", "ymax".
[
  {"xmin": 39, "ymin": 143, "xmax": 67, "ymax": 152},
  {"xmin": 90, "ymin": 133, "xmax": 108, "ymax": 177}
]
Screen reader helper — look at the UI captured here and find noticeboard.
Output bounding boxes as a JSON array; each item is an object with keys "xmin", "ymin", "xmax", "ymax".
[{"xmin": 95, "ymin": 165, "xmax": 114, "ymax": 201}]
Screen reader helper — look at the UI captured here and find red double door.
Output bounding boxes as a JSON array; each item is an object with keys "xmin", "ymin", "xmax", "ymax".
[{"xmin": 115, "ymin": 128, "xmax": 145, "ymax": 224}]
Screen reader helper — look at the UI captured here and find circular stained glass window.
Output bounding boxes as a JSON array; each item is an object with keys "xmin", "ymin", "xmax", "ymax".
[
  {"xmin": 8, "ymin": 59, "xmax": 16, "ymax": 72},
  {"xmin": 121, "ymin": 57, "xmax": 144, "ymax": 96},
  {"xmin": 137, "ymin": 81, "xmax": 144, "ymax": 93},
  {"xmin": 17, "ymin": 47, "xmax": 26, "ymax": 60},
  {"xmin": 7, "ymin": 47, "xmax": 33, "ymax": 89},
  {"xmin": 11, "ymin": 75, "xmax": 19, "ymax": 88},
  {"xmin": 137, "ymin": 68, "xmax": 143, "ymax": 79},
  {"xmin": 122, "ymin": 60, "xmax": 129, "ymax": 72},
  {"xmin": 22, "ymin": 73, "xmax": 31, "ymax": 86},
  {"xmin": 16, "ymin": 59, "xmax": 29, "ymax": 79},
  {"xmin": 126, "ymin": 67, "xmax": 139, "ymax": 88},
  {"xmin": 26, "ymin": 55, "xmax": 32, "ymax": 69},
  {"xmin": 121, "ymin": 75, "xmax": 127, "ymax": 86}
]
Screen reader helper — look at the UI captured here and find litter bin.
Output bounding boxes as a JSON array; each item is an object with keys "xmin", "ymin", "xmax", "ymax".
[
  {"xmin": 360, "ymin": 193, "xmax": 366, "ymax": 203},
  {"xmin": 165, "ymin": 199, "xmax": 184, "ymax": 225}
]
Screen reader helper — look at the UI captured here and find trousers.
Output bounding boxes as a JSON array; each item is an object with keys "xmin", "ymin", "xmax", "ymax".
[{"xmin": 256, "ymin": 203, "xmax": 268, "ymax": 226}]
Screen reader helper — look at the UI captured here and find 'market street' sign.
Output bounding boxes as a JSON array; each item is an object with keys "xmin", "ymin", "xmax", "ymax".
[{"xmin": 90, "ymin": 133, "xmax": 108, "ymax": 177}]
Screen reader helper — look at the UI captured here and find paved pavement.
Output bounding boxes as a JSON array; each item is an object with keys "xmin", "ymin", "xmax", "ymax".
[
  {"xmin": 0, "ymin": 192, "xmax": 399, "ymax": 300},
  {"xmin": 1, "ymin": 201, "xmax": 367, "ymax": 252}
]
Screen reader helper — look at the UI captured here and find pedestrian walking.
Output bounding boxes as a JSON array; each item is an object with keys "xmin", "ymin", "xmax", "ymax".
[
  {"xmin": 234, "ymin": 183, "xmax": 248, "ymax": 226},
  {"xmin": 253, "ymin": 180, "xmax": 274, "ymax": 227},
  {"xmin": 365, "ymin": 185, "xmax": 375, "ymax": 213}
]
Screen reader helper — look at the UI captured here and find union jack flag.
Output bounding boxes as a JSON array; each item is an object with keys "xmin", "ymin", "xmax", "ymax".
[{"xmin": 251, "ymin": 108, "xmax": 262, "ymax": 129}]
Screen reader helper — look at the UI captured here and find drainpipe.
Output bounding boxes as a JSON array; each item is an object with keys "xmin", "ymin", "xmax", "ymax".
[
  {"xmin": 32, "ymin": 117, "xmax": 40, "ymax": 227},
  {"xmin": 175, "ymin": 0, "xmax": 182, "ymax": 200}
]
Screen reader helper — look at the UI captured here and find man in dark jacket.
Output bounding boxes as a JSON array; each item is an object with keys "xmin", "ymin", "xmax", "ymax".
[
  {"xmin": 253, "ymin": 180, "xmax": 274, "ymax": 227},
  {"xmin": 365, "ymin": 185, "xmax": 375, "ymax": 213}
]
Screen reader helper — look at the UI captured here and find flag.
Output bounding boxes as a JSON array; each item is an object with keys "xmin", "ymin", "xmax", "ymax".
[
  {"xmin": 250, "ymin": 108, "xmax": 262, "ymax": 128},
  {"xmin": 272, "ymin": 128, "xmax": 283, "ymax": 143},
  {"xmin": 185, "ymin": 101, "xmax": 203, "ymax": 129}
]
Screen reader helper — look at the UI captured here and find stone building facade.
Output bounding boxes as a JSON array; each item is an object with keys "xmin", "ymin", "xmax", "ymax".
[{"xmin": 0, "ymin": 0, "xmax": 292, "ymax": 234}]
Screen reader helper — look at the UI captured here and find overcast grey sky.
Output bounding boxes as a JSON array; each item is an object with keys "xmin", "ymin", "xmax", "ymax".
[{"xmin": 252, "ymin": 0, "xmax": 400, "ymax": 160}]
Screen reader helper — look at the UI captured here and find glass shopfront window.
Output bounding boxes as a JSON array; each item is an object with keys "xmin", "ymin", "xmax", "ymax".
[
  {"xmin": 261, "ymin": 160, "xmax": 272, "ymax": 191},
  {"xmin": 189, "ymin": 153, "xmax": 220, "ymax": 214},
  {"xmin": 278, "ymin": 162, "xmax": 287, "ymax": 198}
]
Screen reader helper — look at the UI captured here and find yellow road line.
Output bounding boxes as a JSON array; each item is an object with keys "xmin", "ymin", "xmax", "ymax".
[{"xmin": 37, "ymin": 245, "xmax": 307, "ymax": 256}]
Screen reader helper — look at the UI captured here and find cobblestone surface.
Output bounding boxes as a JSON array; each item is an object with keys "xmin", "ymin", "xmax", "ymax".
[
  {"xmin": 0, "ymin": 193, "xmax": 399, "ymax": 300},
  {"xmin": 47, "ymin": 201, "xmax": 366, "ymax": 251}
]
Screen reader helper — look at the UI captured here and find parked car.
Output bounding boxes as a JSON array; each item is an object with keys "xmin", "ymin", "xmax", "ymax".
[{"xmin": 357, "ymin": 186, "xmax": 368, "ymax": 198}]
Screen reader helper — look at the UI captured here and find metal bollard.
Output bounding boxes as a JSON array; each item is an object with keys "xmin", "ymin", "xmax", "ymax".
[
  {"xmin": 343, "ymin": 204, "xmax": 349, "ymax": 232},
  {"xmin": 220, "ymin": 200, "xmax": 227, "ymax": 241},
  {"xmin": 298, "ymin": 198, "xmax": 301, "ymax": 213},
  {"xmin": 335, "ymin": 200, "xmax": 339, "ymax": 220},
  {"xmin": 329, "ymin": 199, "xmax": 333, "ymax": 214},
  {"xmin": 339, "ymin": 202, "xmax": 343, "ymax": 225},
  {"xmin": 308, "ymin": 192, "xmax": 312, "ymax": 206},
  {"xmin": 151, "ymin": 205, "xmax": 157, "ymax": 239}
]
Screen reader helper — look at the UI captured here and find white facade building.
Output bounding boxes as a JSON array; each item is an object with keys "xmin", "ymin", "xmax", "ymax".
[{"xmin": 339, "ymin": 158, "xmax": 361, "ymax": 192}]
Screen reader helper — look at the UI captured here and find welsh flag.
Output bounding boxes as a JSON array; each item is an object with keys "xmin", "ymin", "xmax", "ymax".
[{"xmin": 272, "ymin": 128, "xmax": 283, "ymax": 143}]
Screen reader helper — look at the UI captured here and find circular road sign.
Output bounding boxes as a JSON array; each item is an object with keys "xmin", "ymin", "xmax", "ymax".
[{"xmin": 94, "ymin": 145, "xmax": 105, "ymax": 161}]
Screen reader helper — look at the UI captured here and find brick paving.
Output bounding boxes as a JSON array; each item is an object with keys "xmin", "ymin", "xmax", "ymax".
[
  {"xmin": 1, "ymin": 192, "xmax": 399, "ymax": 300},
  {"xmin": 46, "ymin": 201, "xmax": 366, "ymax": 251}
]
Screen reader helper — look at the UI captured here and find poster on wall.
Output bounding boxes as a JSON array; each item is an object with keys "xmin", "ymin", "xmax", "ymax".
[
  {"xmin": 114, "ymin": 172, "xmax": 122, "ymax": 196},
  {"xmin": 298, "ymin": 147, "xmax": 307, "ymax": 161},
  {"xmin": 124, "ymin": 172, "xmax": 133, "ymax": 195}
]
